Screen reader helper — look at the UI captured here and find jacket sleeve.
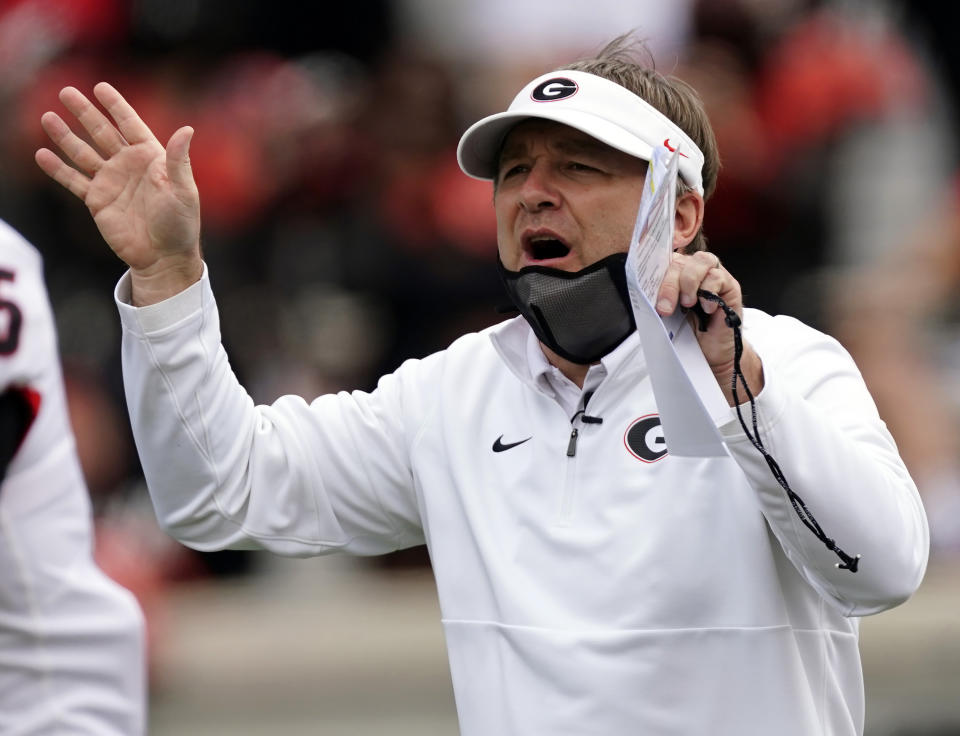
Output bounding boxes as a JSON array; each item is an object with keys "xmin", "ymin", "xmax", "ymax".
[
  {"xmin": 720, "ymin": 312, "xmax": 929, "ymax": 616},
  {"xmin": 115, "ymin": 266, "xmax": 426, "ymax": 557}
]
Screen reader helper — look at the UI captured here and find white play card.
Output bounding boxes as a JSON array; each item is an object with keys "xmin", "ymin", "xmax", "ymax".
[{"xmin": 624, "ymin": 144, "xmax": 730, "ymax": 457}]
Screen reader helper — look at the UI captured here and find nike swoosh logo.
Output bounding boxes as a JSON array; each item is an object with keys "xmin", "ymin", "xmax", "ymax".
[{"xmin": 492, "ymin": 435, "xmax": 532, "ymax": 452}]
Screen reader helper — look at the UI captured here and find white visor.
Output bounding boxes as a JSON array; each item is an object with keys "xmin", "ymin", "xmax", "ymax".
[{"xmin": 457, "ymin": 69, "xmax": 705, "ymax": 195}]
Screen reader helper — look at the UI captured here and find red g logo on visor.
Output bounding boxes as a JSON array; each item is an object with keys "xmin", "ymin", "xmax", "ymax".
[{"xmin": 532, "ymin": 78, "xmax": 578, "ymax": 102}]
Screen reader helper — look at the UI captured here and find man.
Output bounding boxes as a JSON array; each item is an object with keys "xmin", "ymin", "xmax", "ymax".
[
  {"xmin": 0, "ymin": 219, "xmax": 146, "ymax": 734},
  {"xmin": 35, "ymin": 37, "xmax": 927, "ymax": 736}
]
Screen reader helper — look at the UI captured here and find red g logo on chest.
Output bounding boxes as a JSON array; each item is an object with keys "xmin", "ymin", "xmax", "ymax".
[{"xmin": 624, "ymin": 414, "xmax": 668, "ymax": 463}]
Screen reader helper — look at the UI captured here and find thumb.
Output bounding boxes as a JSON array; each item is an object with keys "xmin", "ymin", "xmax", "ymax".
[{"xmin": 165, "ymin": 125, "xmax": 196, "ymax": 191}]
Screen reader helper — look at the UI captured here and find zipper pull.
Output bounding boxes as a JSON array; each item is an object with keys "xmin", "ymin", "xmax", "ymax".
[{"xmin": 566, "ymin": 427, "xmax": 579, "ymax": 457}]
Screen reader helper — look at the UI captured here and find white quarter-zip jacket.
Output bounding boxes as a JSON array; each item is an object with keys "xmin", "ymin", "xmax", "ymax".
[{"xmin": 116, "ymin": 266, "xmax": 928, "ymax": 736}]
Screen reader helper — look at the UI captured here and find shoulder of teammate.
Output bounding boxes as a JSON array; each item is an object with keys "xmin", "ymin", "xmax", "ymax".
[{"xmin": 0, "ymin": 219, "xmax": 43, "ymax": 267}]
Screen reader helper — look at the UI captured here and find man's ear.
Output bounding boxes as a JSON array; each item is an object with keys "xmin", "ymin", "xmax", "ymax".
[{"xmin": 673, "ymin": 190, "xmax": 704, "ymax": 251}]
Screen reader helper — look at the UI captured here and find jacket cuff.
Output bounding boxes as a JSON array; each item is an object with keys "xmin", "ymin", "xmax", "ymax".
[
  {"xmin": 114, "ymin": 263, "xmax": 209, "ymax": 336},
  {"xmin": 718, "ymin": 360, "xmax": 787, "ymax": 444}
]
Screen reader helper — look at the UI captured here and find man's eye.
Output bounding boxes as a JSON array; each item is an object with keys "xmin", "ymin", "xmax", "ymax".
[
  {"xmin": 568, "ymin": 162, "xmax": 597, "ymax": 172},
  {"xmin": 500, "ymin": 164, "xmax": 527, "ymax": 180}
]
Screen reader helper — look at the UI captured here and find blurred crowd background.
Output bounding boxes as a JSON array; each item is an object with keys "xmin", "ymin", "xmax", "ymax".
[{"xmin": 1, "ymin": 0, "xmax": 959, "ymax": 733}]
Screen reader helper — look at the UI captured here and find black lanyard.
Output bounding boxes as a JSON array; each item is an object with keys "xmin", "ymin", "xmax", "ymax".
[{"xmin": 696, "ymin": 289, "xmax": 861, "ymax": 573}]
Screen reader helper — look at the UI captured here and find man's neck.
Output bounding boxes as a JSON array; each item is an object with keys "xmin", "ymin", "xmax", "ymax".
[{"xmin": 540, "ymin": 343, "xmax": 590, "ymax": 388}]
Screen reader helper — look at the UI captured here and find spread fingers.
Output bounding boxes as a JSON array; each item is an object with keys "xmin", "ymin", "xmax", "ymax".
[
  {"xmin": 58, "ymin": 86, "xmax": 128, "ymax": 156},
  {"xmin": 39, "ymin": 111, "xmax": 105, "ymax": 176},
  {"xmin": 93, "ymin": 82, "xmax": 159, "ymax": 147},
  {"xmin": 35, "ymin": 147, "xmax": 91, "ymax": 201}
]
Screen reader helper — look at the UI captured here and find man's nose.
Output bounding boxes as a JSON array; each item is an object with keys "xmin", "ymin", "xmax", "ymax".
[{"xmin": 518, "ymin": 164, "xmax": 560, "ymax": 212}]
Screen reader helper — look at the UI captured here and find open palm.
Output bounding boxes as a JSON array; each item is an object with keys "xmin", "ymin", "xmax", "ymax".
[{"xmin": 35, "ymin": 83, "xmax": 200, "ymax": 275}]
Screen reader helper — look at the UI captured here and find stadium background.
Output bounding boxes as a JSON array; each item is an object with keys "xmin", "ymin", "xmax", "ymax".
[{"xmin": 0, "ymin": 0, "xmax": 958, "ymax": 732}]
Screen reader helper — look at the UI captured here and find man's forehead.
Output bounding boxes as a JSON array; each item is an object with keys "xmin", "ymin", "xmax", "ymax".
[{"xmin": 499, "ymin": 119, "xmax": 620, "ymax": 158}]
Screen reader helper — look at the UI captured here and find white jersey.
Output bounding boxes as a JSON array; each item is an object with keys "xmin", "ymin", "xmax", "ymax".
[
  {"xmin": 0, "ymin": 220, "xmax": 146, "ymax": 735},
  {"xmin": 117, "ymin": 266, "xmax": 928, "ymax": 736}
]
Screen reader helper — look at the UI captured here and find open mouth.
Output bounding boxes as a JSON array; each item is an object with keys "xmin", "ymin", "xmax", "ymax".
[{"xmin": 526, "ymin": 236, "xmax": 571, "ymax": 261}]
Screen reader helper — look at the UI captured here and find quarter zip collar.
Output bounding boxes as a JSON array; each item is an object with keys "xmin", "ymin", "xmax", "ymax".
[{"xmin": 490, "ymin": 315, "xmax": 667, "ymax": 417}]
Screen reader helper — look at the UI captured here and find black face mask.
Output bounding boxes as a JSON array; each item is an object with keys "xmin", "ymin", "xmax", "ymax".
[{"xmin": 497, "ymin": 253, "xmax": 636, "ymax": 365}]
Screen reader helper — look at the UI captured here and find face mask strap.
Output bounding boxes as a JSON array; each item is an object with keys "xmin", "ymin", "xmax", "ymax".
[{"xmin": 527, "ymin": 303, "xmax": 564, "ymax": 356}]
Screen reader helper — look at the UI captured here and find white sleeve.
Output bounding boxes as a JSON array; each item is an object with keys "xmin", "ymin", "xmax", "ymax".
[
  {"xmin": 115, "ymin": 266, "xmax": 426, "ymax": 557},
  {"xmin": 720, "ymin": 312, "xmax": 929, "ymax": 616}
]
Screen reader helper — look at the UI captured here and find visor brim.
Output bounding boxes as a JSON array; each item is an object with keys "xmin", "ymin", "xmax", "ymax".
[{"xmin": 457, "ymin": 109, "xmax": 655, "ymax": 182}]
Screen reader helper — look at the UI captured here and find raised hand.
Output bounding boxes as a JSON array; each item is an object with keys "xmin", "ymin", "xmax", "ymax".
[
  {"xmin": 656, "ymin": 250, "xmax": 765, "ymax": 404},
  {"xmin": 35, "ymin": 83, "xmax": 203, "ymax": 305}
]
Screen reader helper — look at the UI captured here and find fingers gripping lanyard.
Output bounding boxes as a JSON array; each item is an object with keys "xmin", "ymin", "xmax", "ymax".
[{"xmin": 696, "ymin": 290, "xmax": 861, "ymax": 573}]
